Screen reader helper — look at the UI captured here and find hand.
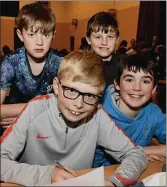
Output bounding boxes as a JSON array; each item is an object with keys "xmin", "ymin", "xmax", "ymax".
[
  {"xmin": 105, "ymin": 180, "xmax": 115, "ymax": 186},
  {"xmin": 0, "ymin": 117, "xmax": 16, "ymax": 125},
  {"xmin": 51, "ymin": 165, "xmax": 77, "ymax": 184},
  {"xmin": 143, "ymin": 145, "xmax": 166, "ymax": 158},
  {"xmin": 147, "ymin": 154, "xmax": 166, "ymax": 162}
]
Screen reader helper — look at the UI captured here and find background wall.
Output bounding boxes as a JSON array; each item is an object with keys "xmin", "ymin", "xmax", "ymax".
[{"xmin": 0, "ymin": 1, "xmax": 140, "ymax": 52}]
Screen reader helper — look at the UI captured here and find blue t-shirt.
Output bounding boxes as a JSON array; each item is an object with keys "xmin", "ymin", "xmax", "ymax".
[{"xmin": 0, "ymin": 47, "xmax": 62, "ymax": 103}]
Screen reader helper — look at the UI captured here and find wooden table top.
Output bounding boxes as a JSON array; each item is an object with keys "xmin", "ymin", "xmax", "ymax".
[{"xmin": 1, "ymin": 160, "xmax": 166, "ymax": 186}]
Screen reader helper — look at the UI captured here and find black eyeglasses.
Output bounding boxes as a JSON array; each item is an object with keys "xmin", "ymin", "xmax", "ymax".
[{"xmin": 59, "ymin": 82, "xmax": 102, "ymax": 105}]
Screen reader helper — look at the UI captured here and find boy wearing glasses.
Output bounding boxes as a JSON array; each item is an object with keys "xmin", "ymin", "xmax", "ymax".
[{"xmin": 1, "ymin": 50, "xmax": 147, "ymax": 186}]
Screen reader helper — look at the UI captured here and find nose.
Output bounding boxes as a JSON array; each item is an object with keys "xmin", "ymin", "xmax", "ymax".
[
  {"xmin": 36, "ymin": 34, "xmax": 43, "ymax": 46},
  {"xmin": 132, "ymin": 81, "xmax": 142, "ymax": 91},
  {"xmin": 101, "ymin": 37, "xmax": 107, "ymax": 45},
  {"xmin": 73, "ymin": 95, "xmax": 84, "ymax": 109}
]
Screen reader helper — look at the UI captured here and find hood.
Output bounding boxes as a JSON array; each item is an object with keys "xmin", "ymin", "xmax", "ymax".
[{"xmin": 102, "ymin": 84, "xmax": 144, "ymax": 123}]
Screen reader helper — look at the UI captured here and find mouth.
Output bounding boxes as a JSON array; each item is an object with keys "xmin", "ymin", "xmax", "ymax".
[
  {"xmin": 35, "ymin": 49, "xmax": 44, "ymax": 53},
  {"xmin": 129, "ymin": 94, "xmax": 143, "ymax": 98},
  {"xmin": 99, "ymin": 47, "xmax": 109, "ymax": 50},
  {"xmin": 68, "ymin": 109, "xmax": 83, "ymax": 116}
]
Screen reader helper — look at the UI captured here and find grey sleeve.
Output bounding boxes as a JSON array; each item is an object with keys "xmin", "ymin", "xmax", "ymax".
[
  {"xmin": 97, "ymin": 109, "xmax": 148, "ymax": 186},
  {"xmin": 1, "ymin": 102, "xmax": 54, "ymax": 186}
]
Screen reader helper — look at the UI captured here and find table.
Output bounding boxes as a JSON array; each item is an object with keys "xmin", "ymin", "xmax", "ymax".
[
  {"xmin": 1, "ymin": 160, "xmax": 166, "ymax": 186},
  {"xmin": 77, "ymin": 160, "xmax": 166, "ymax": 181}
]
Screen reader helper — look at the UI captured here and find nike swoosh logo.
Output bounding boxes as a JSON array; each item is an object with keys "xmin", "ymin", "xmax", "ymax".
[{"xmin": 37, "ymin": 134, "xmax": 52, "ymax": 140}]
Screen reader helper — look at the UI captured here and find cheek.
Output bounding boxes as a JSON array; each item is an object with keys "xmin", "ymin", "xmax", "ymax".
[
  {"xmin": 120, "ymin": 82, "xmax": 130, "ymax": 92},
  {"xmin": 23, "ymin": 39, "xmax": 33, "ymax": 47},
  {"xmin": 90, "ymin": 39, "xmax": 99, "ymax": 46},
  {"xmin": 86, "ymin": 105, "xmax": 97, "ymax": 115},
  {"xmin": 57, "ymin": 93, "xmax": 67, "ymax": 108},
  {"xmin": 45, "ymin": 38, "xmax": 53, "ymax": 46}
]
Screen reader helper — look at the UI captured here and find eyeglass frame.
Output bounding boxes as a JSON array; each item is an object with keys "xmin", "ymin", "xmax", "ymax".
[{"xmin": 59, "ymin": 81, "xmax": 102, "ymax": 105}]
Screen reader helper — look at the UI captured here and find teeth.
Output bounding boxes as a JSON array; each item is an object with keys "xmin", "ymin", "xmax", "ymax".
[
  {"xmin": 70, "ymin": 110, "xmax": 81, "ymax": 115},
  {"xmin": 130, "ymin": 95, "xmax": 140, "ymax": 98}
]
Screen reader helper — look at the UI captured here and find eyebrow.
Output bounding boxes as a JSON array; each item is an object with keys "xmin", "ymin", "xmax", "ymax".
[
  {"xmin": 60, "ymin": 83, "xmax": 101, "ymax": 96},
  {"xmin": 122, "ymin": 74, "xmax": 153, "ymax": 81}
]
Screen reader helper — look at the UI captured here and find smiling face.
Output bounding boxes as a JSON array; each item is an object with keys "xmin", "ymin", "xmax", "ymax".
[
  {"xmin": 86, "ymin": 29, "xmax": 118, "ymax": 61},
  {"xmin": 17, "ymin": 26, "xmax": 55, "ymax": 60},
  {"xmin": 53, "ymin": 78, "xmax": 101, "ymax": 123},
  {"xmin": 115, "ymin": 68, "xmax": 156, "ymax": 113}
]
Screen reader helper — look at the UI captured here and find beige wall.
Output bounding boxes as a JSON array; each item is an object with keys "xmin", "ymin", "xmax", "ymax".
[
  {"xmin": 0, "ymin": 1, "xmax": 140, "ymax": 52},
  {"xmin": 0, "ymin": 17, "xmax": 16, "ymax": 51}
]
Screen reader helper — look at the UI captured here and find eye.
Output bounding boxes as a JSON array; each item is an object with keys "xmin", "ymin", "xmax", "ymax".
[
  {"xmin": 108, "ymin": 35, "xmax": 114, "ymax": 39},
  {"xmin": 85, "ymin": 93, "xmax": 96, "ymax": 98},
  {"xmin": 43, "ymin": 34, "xmax": 50, "ymax": 38},
  {"xmin": 143, "ymin": 79, "xmax": 151, "ymax": 84},
  {"xmin": 94, "ymin": 35, "xmax": 101, "ymax": 39},
  {"xmin": 28, "ymin": 33, "xmax": 35, "ymax": 38},
  {"xmin": 68, "ymin": 88, "xmax": 77, "ymax": 93},
  {"xmin": 125, "ymin": 78, "xmax": 133, "ymax": 82}
]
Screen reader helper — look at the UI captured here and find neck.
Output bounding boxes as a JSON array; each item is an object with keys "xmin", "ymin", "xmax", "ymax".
[
  {"xmin": 117, "ymin": 99, "xmax": 140, "ymax": 119},
  {"xmin": 101, "ymin": 54, "xmax": 112, "ymax": 61},
  {"xmin": 27, "ymin": 52, "xmax": 46, "ymax": 64}
]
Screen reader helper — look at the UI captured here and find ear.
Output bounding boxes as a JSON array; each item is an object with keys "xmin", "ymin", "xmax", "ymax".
[
  {"xmin": 53, "ymin": 77, "xmax": 59, "ymax": 95},
  {"xmin": 52, "ymin": 30, "xmax": 56, "ymax": 39},
  {"xmin": 114, "ymin": 79, "xmax": 120, "ymax": 91},
  {"xmin": 116, "ymin": 36, "xmax": 119, "ymax": 44},
  {"xmin": 151, "ymin": 84, "xmax": 157, "ymax": 95},
  {"xmin": 97, "ymin": 103, "xmax": 102, "ymax": 109},
  {"xmin": 86, "ymin": 37, "xmax": 91, "ymax": 45},
  {"xmin": 16, "ymin": 29, "xmax": 24, "ymax": 42}
]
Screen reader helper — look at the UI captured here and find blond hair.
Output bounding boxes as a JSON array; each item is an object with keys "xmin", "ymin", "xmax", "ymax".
[
  {"xmin": 58, "ymin": 50, "xmax": 106, "ymax": 94},
  {"xmin": 16, "ymin": 2, "xmax": 56, "ymax": 34}
]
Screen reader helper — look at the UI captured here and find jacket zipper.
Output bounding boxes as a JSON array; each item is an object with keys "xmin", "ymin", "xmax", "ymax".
[{"xmin": 64, "ymin": 127, "xmax": 68, "ymax": 150}]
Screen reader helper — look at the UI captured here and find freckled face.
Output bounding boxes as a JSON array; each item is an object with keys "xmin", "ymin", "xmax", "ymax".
[{"xmin": 17, "ymin": 26, "xmax": 55, "ymax": 59}]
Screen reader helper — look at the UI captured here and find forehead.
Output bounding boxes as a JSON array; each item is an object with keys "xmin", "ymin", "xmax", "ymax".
[
  {"xmin": 60, "ymin": 79, "xmax": 101, "ymax": 94},
  {"xmin": 24, "ymin": 22, "xmax": 52, "ymax": 34},
  {"xmin": 121, "ymin": 68, "xmax": 154, "ymax": 79},
  {"xmin": 92, "ymin": 26, "xmax": 116, "ymax": 34}
]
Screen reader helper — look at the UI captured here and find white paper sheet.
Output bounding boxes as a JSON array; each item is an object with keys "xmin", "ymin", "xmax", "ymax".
[
  {"xmin": 142, "ymin": 172, "xmax": 166, "ymax": 186},
  {"xmin": 47, "ymin": 166, "xmax": 104, "ymax": 186}
]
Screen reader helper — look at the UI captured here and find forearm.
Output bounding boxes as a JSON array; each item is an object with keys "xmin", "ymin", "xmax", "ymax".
[
  {"xmin": 143, "ymin": 145, "xmax": 166, "ymax": 157},
  {"xmin": 0, "ymin": 103, "xmax": 27, "ymax": 120},
  {"xmin": 1, "ymin": 157, "xmax": 54, "ymax": 186}
]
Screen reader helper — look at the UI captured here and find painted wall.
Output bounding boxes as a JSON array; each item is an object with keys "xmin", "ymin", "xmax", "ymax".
[
  {"xmin": 0, "ymin": 17, "xmax": 16, "ymax": 51},
  {"xmin": 0, "ymin": 1, "xmax": 140, "ymax": 52}
]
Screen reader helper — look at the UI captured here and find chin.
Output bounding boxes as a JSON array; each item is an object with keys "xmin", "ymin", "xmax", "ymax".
[
  {"xmin": 34, "ymin": 54, "xmax": 45, "ymax": 58},
  {"xmin": 66, "ymin": 113, "xmax": 87, "ymax": 123},
  {"xmin": 128, "ymin": 104, "xmax": 142, "ymax": 110}
]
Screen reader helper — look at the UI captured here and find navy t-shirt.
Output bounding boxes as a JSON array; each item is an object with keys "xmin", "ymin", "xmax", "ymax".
[{"xmin": 0, "ymin": 47, "xmax": 62, "ymax": 103}]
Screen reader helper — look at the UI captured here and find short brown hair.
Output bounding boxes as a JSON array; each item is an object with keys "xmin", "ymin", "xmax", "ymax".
[
  {"xmin": 87, "ymin": 11, "xmax": 119, "ymax": 38},
  {"xmin": 115, "ymin": 54, "xmax": 158, "ymax": 86},
  {"xmin": 16, "ymin": 2, "xmax": 56, "ymax": 34},
  {"xmin": 58, "ymin": 50, "xmax": 106, "ymax": 94}
]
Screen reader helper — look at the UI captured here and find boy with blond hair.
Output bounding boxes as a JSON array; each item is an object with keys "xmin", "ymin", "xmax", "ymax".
[
  {"xmin": 1, "ymin": 50, "xmax": 147, "ymax": 186},
  {"xmin": 0, "ymin": 3, "xmax": 61, "ymax": 128}
]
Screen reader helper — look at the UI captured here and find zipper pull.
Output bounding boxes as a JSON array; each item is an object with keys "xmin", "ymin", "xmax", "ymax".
[{"xmin": 66, "ymin": 127, "xmax": 68, "ymax": 134}]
